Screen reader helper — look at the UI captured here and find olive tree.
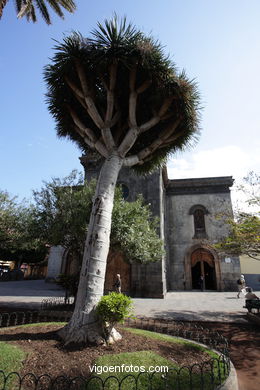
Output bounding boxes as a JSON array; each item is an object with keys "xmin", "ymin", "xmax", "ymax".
[{"xmin": 32, "ymin": 170, "xmax": 164, "ymax": 266}]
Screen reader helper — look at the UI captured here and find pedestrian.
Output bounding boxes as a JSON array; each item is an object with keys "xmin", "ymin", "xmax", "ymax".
[
  {"xmin": 114, "ymin": 273, "xmax": 121, "ymax": 293},
  {"xmin": 199, "ymin": 275, "xmax": 204, "ymax": 291},
  {"xmin": 237, "ymin": 275, "xmax": 246, "ymax": 298}
]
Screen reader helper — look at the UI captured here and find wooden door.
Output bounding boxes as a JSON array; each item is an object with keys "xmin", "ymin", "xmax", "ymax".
[
  {"xmin": 191, "ymin": 248, "xmax": 216, "ymax": 290},
  {"xmin": 104, "ymin": 251, "xmax": 131, "ymax": 294}
]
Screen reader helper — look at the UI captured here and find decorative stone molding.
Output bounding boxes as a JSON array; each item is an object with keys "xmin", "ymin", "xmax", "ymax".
[
  {"xmin": 184, "ymin": 243, "xmax": 222, "ymax": 291},
  {"xmin": 166, "ymin": 176, "xmax": 234, "ymax": 195}
]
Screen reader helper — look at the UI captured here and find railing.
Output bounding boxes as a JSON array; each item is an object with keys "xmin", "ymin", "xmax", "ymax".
[
  {"xmin": 0, "ymin": 311, "xmax": 230, "ymax": 389},
  {"xmin": 41, "ymin": 296, "xmax": 74, "ymax": 311}
]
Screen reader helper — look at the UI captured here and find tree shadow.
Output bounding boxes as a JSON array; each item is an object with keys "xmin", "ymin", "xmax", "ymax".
[
  {"xmin": 0, "ymin": 329, "xmax": 61, "ymax": 343},
  {"xmin": 145, "ymin": 309, "xmax": 248, "ymax": 324}
]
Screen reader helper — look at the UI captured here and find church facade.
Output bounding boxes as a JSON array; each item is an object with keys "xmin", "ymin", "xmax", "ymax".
[{"xmin": 46, "ymin": 155, "xmax": 241, "ymax": 297}]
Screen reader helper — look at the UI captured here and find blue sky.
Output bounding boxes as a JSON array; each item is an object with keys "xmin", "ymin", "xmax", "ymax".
[{"xmin": 0, "ymin": 0, "xmax": 259, "ymax": 201}]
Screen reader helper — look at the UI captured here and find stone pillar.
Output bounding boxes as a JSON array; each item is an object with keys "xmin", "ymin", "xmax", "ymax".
[{"xmin": 46, "ymin": 246, "xmax": 65, "ymax": 281}]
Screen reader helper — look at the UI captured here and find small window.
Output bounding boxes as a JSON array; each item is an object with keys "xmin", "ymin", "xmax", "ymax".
[{"xmin": 189, "ymin": 205, "xmax": 209, "ymax": 239}]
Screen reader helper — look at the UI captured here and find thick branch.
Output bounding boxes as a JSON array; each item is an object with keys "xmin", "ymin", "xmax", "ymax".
[
  {"xmin": 123, "ymin": 133, "xmax": 181, "ymax": 167},
  {"xmin": 140, "ymin": 97, "xmax": 174, "ymax": 133},
  {"xmin": 129, "ymin": 66, "xmax": 137, "ymax": 127},
  {"xmin": 129, "ymin": 92, "xmax": 137, "ymax": 127},
  {"xmin": 113, "ymin": 122, "xmax": 128, "ymax": 146},
  {"xmin": 75, "ymin": 60, "xmax": 104, "ymax": 129},
  {"xmin": 138, "ymin": 118, "xmax": 181, "ymax": 161},
  {"xmin": 73, "ymin": 125, "xmax": 95, "ymax": 148},
  {"xmin": 93, "ymin": 140, "xmax": 108, "ymax": 158},
  {"xmin": 65, "ymin": 77, "xmax": 89, "ymax": 110},
  {"xmin": 105, "ymin": 63, "xmax": 117, "ymax": 122},
  {"xmin": 101, "ymin": 126, "xmax": 116, "ymax": 152},
  {"xmin": 158, "ymin": 132, "xmax": 182, "ymax": 148},
  {"xmin": 137, "ymin": 79, "xmax": 152, "ymax": 94},
  {"xmin": 101, "ymin": 63, "xmax": 118, "ymax": 152},
  {"xmin": 67, "ymin": 106, "xmax": 108, "ymax": 157},
  {"xmin": 118, "ymin": 126, "xmax": 139, "ymax": 157},
  {"xmin": 65, "ymin": 77, "xmax": 84, "ymax": 100},
  {"xmin": 129, "ymin": 65, "xmax": 137, "ymax": 92},
  {"xmin": 123, "ymin": 155, "xmax": 140, "ymax": 166},
  {"xmin": 110, "ymin": 111, "xmax": 121, "ymax": 127},
  {"xmin": 67, "ymin": 106, "xmax": 96, "ymax": 141}
]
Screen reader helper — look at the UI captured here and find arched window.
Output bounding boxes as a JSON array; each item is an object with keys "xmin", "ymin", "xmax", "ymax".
[{"xmin": 189, "ymin": 205, "xmax": 209, "ymax": 239}]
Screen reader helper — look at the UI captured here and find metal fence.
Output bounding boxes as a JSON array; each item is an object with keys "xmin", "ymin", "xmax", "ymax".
[
  {"xmin": 41, "ymin": 297, "xmax": 75, "ymax": 311},
  {"xmin": 0, "ymin": 311, "xmax": 230, "ymax": 390}
]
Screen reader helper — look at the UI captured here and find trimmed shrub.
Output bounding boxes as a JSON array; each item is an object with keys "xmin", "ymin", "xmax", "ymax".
[{"xmin": 96, "ymin": 292, "xmax": 133, "ymax": 325}]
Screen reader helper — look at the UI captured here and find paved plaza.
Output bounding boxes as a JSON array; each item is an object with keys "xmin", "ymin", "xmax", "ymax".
[{"xmin": 0, "ymin": 280, "xmax": 255, "ymax": 323}]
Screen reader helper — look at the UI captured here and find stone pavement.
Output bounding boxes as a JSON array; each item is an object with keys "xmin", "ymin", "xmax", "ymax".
[
  {"xmin": 133, "ymin": 291, "xmax": 252, "ymax": 323},
  {"xmin": 0, "ymin": 280, "xmax": 63, "ymax": 308},
  {"xmin": 0, "ymin": 280, "xmax": 257, "ymax": 323}
]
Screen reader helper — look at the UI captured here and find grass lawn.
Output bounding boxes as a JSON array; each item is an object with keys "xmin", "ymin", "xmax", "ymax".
[
  {"xmin": 125, "ymin": 327, "xmax": 219, "ymax": 358},
  {"xmin": 0, "ymin": 342, "xmax": 26, "ymax": 373},
  {"xmin": 0, "ymin": 342, "xmax": 26, "ymax": 390},
  {"xmin": 0, "ymin": 322, "xmax": 67, "ymax": 329},
  {"xmin": 89, "ymin": 328, "xmax": 228, "ymax": 390},
  {"xmin": 0, "ymin": 323, "xmax": 228, "ymax": 390}
]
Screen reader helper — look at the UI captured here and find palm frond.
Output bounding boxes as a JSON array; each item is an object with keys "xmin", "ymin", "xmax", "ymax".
[
  {"xmin": 15, "ymin": 0, "xmax": 76, "ymax": 24},
  {"xmin": 36, "ymin": 0, "xmax": 51, "ymax": 24},
  {"xmin": 0, "ymin": 0, "xmax": 8, "ymax": 19},
  {"xmin": 46, "ymin": 0, "xmax": 64, "ymax": 18}
]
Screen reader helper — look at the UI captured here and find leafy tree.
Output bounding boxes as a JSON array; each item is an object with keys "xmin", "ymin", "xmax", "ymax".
[
  {"xmin": 32, "ymin": 170, "xmax": 91, "ymax": 261},
  {"xmin": 0, "ymin": 190, "xmax": 47, "ymax": 264},
  {"xmin": 216, "ymin": 172, "xmax": 260, "ymax": 261},
  {"xmin": 111, "ymin": 193, "xmax": 164, "ymax": 264},
  {"xmin": 44, "ymin": 15, "xmax": 201, "ymax": 345},
  {"xmin": 0, "ymin": 0, "xmax": 76, "ymax": 24},
  {"xmin": 0, "ymin": 190, "xmax": 19, "ymax": 251},
  {"xmin": 32, "ymin": 170, "xmax": 164, "ymax": 265},
  {"xmin": 236, "ymin": 171, "xmax": 260, "ymax": 209}
]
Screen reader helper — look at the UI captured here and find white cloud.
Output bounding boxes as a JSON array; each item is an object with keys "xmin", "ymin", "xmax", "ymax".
[{"xmin": 167, "ymin": 145, "xmax": 260, "ymax": 181}]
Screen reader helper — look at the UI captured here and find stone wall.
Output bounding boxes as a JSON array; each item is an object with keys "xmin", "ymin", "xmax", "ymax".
[
  {"xmin": 46, "ymin": 246, "xmax": 65, "ymax": 281},
  {"xmin": 117, "ymin": 167, "xmax": 167, "ymax": 298},
  {"xmin": 80, "ymin": 156, "xmax": 167, "ymax": 298},
  {"xmin": 165, "ymin": 177, "xmax": 241, "ymax": 291}
]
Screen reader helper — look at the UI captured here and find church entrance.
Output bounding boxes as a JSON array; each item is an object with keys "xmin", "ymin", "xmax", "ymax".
[
  {"xmin": 191, "ymin": 248, "xmax": 217, "ymax": 290},
  {"xmin": 104, "ymin": 251, "xmax": 131, "ymax": 295}
]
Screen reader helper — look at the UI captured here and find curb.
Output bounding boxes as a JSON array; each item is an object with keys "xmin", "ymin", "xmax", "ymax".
[{"xmin": 216, "ymin": 360, "xmax": 238, "ymax": 390}]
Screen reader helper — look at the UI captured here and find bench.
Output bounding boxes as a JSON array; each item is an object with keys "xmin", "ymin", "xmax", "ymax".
[{"xmin": 244, "ymin": 299, "xmax": 260, "ymax": 313}]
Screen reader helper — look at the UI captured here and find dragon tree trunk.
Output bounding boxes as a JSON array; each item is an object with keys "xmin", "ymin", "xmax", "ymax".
[{"xmin": 59, "ymin": 152, "xmax": 123, "ymax": 345}]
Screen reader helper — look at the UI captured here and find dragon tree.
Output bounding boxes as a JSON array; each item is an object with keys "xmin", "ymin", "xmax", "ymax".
[{"xmin": 44, "ymin": 16, "xmax": 201, "ymax": 345}]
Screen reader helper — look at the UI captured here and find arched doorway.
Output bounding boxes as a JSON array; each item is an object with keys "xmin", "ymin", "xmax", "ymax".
[
  {"xmin": 191, "ymin": 248, "xmax": 217, "ymax": 290},
  {"xmin": 104, "ymin": 251, "xmax": 131, "ymax": 295}
]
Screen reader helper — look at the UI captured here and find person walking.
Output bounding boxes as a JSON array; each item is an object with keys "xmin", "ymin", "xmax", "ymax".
[
  {"xmin": 237, "ymin": 275, "xmax": 246, "ymax": 298},
  {"xmin": 114, "ymin": 274, "xmax": 121, "ymax": 293},
  {"xmin": 199, "ymin": 275, "xmax": 204, "ymax": 291}
]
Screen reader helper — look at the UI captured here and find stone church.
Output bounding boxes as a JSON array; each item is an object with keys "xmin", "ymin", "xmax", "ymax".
[{"xmin": 46, "ymin": 154, "xmax": 241, "ymax": 298}]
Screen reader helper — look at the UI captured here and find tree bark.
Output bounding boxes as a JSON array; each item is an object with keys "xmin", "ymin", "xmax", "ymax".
[{"xmin": 59, "ymin": 153, "xmax": 123, "ymax": 345}]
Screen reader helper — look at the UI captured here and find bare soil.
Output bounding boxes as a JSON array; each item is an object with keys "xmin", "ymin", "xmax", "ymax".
[
  {"xmin": 0, "ymin": 306, "xmax": 259, "ymax": 389},
  {"xmin": 0, "ymin": 324, "xmax": 212, "ymax": 378}
]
